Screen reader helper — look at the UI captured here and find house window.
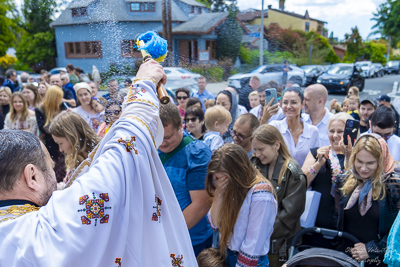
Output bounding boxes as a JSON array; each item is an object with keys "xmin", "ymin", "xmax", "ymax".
[
  {"xmin": 130, "ymin": 2, "xmax": 155, "ymax": 12},
  {"xmin": 305, "ymin": 22, "xmax": 310, "ymax": 32},
  {"xmin": 206, "ymin": 40, "xmax": 217, "ymax": 60},
  {"xmin": 64, "ymin": 41, "xmax": 102, "ymax": 58},
  {"xmin": 72, "ymin": 7, "xmax": 88, "ymax": 17},
  {"xmin": 121, "ymin": 40, "xmax": 142, "ymax": 58},
  {"xmin": 190, "ymin": 6, "xmax": 195, "ymax": 14},
  {"xmin": 198, "ymin": 7, "xmax": 202, "ymax": 14}
]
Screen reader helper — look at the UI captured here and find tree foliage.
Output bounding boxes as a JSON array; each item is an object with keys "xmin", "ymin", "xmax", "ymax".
[
  {"xmin": 15, "ymin": 0, "xmax": 58, "ymax": 69},
  {"xmin": 362, "ymin": 40, "xmax": 387, "ymax": 64},
  {"xmin": 0, "ymin": 0, "xmax": 20, "ymax": 57},
  {"xmin": 343, "ymin": 27, "xmax": 364, "ymax": 62},
  {"xmin": 372, "ymin": 0, "xmax": 400, "ymax": 45},
  {"xmin": 216, "ymin": 12, "xmax": 242, "ymax": 62}
]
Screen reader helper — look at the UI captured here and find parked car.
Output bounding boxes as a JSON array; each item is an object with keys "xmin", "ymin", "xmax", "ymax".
[
  {"xmin": 301, "ymin": 65, "xmax": 326, "ymax": 85},
  {"xmin": 372, "ymin": 63, "xmax": 385, "ymax": 77},
  {"xmin": 49, "ymin": 67, "xmax": 67, "ymax": 75},
  {"xmin": 355, "ymin": 61, "xmax": 375, "ymax": 78},
  {"xmin": 385, "ymin": 61, "xmax": 400, "ymax": 74},
  {"xmin": 163, "ymin": 67, "xmax": 201, "ymax": 84},
  {"xmin": 228, "ymin": 64, "xmax": 306, "ymax": 91},
  {"xmin": 316, "ymin": 63, "xmax": 365, "ymax": 93}
]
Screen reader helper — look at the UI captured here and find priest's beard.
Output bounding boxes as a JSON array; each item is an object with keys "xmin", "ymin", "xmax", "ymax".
[{"xmin": 38, "ymin": 171, "xmax": 58, "ymax": 206}]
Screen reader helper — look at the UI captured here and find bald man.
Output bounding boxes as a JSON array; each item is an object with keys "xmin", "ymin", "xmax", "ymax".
[{"xmin": 303, "ymin": 84, "xmax": 333, "ymax": 146}]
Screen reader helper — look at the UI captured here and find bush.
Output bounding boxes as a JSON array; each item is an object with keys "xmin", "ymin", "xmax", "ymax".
[
  {"xmin": 189, "ymin": 64, "xmax": 224, "ymax": 82},
  {"xmin": 100, "ymin": 62, "xmax": 138, "ymax": 84}
]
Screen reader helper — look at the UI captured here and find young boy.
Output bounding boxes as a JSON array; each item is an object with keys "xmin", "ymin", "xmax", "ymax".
[
  {"xmin": 347, "ymin": 96, "xmax": 360, "ymax": 120},
  {"xmin": 203, "ymin": 105, "xmax": 232, "ymax": 151},
  {"xmin": 248, "ymin": 91, "xmax": 260, "ymax": 109}
]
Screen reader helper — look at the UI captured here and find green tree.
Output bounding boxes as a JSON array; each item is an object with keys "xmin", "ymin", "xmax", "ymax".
[
  {"xmin": 15, "ymin": 0, "xmax": 58, "ymax": 69},
  {"xmin": 362, "ymin": 40, "xmax": 387, "ymax": 64},
  {"xmin": 343, "ymin": 27, "xmax": 364, "ymax": 62},
  {"xmin": 372, "ymin": 0, "xmax": 400, "ymax": 47},
  {"xmin": 0, "ymin": 0, "xmax": 20, "ymax": 57},
  {"xmin": 211, "ymin": 0, "xmax": 227, "ymax": 12}
]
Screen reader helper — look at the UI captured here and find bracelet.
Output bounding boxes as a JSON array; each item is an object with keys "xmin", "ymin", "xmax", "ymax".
[
  {"xmin": 133, "ymin": 77, "xmax": 157, "ymax": 86},
  {"xmin": 309, "ymin": 165, "xmax": 318, "ymax": 175}
]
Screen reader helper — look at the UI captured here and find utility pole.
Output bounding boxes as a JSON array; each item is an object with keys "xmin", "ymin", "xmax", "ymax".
[
  {"xmin": 388, "ymin": 36, "xmax": 391, "ymax": 61},
  {"xmin": 162, "ymin": 0, "xmax": 173, "ymax": 66},
  {"xmin": 259, "ymin": 0, "xmax": 264, "ymax": 66}
]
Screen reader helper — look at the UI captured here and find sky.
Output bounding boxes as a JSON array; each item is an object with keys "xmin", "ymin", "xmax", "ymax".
[{"xmin": 237, "ymin": 0, "xmax": 387, "ymax": 40}]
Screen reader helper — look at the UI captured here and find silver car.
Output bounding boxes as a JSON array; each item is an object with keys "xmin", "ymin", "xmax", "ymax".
[{"xmin": 228, "ymin": 64, "xmax": 306, "ymax": 90}]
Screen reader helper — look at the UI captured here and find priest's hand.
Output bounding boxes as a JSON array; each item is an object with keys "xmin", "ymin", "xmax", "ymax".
[{"xmin": 136, "ymin": 59, "xmax": 167, "ymax": 85}]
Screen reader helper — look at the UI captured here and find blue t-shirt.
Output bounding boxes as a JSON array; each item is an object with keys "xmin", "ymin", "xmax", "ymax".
[
  {"xmin": 191, "ymin": 90, "xmax": 215, "ymax": 112},
  {"xmin": 159, "ymin": 133, "xmax": 213, "ymax": 246},
  {"xmin": 203, "ymin": 131, "xmax": 224, "ymax": 151}
]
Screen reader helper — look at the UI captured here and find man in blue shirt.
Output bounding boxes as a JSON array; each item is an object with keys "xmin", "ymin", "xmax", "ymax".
[
  {"xmin": 2, "ymin": 69, "xmax": 19, "ymax": 92},
  {"xmin": 61, "ymin": 74, "xmax": 77, "ymax": 101},
  {"xmin": 159, "ymin": 102, "xmax": 213, "ymax": 257},
  {"xmin": 191, "ymin": 76, "xmax": 215, "ymax": 112}
]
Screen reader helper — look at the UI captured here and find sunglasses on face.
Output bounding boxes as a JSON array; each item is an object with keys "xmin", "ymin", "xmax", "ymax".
[
  {"xmin": 230, "ymin": 129, "xmax": 251, "ymax": 142},
  {"xmin": 185, "ymin": 117, "xmax": 199, "ymax": 123},
  {"xmin": 177, "ymin": 96, "xmax": 188, "ymax": 100},
  {"xmin": 105, "ymin": 110, "xmax": 121, "ymax": 115}
]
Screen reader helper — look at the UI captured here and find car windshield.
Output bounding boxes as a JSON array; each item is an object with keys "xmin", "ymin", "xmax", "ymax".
[
  {"xmin": 302, "ymin": 66, "xmax": 319, "ymax": 74},
  {"xmin": 250, "ymin": 66, "xmax": 264, "ymax": 73},
  {"xmin": 327, "ymin": 66, "xmax": 353, "ymax": 75},
  {"xmin": 356, "ymin": 63, "xmax": 369, "ymax": 67},
  {"xmin": 177, "ymin": 68, "xmax": 192, "ymax": 74},
  {"xmin": 388, "ymin": 61, "xmax": 399, "ymax": 67}
]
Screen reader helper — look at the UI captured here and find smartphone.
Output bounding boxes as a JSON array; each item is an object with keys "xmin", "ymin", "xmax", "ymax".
[
  {"xmin": 343, "ymin": 119, "xmax": 360, "ymax": 146},
  {"xmin": 265, "ymin": 88, "xmax": 278, "ymax": 106}
]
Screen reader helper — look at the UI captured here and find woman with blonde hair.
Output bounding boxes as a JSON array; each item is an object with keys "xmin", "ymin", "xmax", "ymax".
[
  {"xmin": 251, "ymin": 124, "xmax": 307, "ymax": 266},
  {"xmin": 4, "ymin": 92, "xmax": 38, "ymax": 134},
  {"xmin": 206, "ymin": 143, "xmax": 277, "ymax": 267},
  {"xmin": 22, "ymin": 84, "xmax": 42, "ymax": 111},
  {"xmin": 0, "ymin": 86, "xmax": 12, "ymax": 119},
  {"xmin": 49, "ymin": 111, "xmax": 100, "ymax": 186},
  {"xmin": 337, "ymin": 134, "xmax": 400, "ymax": 266},
  {"xmin": 35, "ymin": 85, "xmax": 67, "ymax": 182}
]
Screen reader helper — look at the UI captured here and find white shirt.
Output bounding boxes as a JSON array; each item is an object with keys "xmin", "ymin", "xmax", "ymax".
[
  {"xmin": 302, "ymin": 107, "xmax": 333, "ymax": 147},
  {"xmin": 72, "ymin": 106, "xmax": 104, "ymax": 130},
  {"xmin": 386, "ymin": 134, "xmax": 400, "ymax": 162},
  {"xmin": 250, "ymin": 105, "xmax": 284, "ymax": 123},
  {"xmin": 0, "ymin": 80, "xmax": 198, "ymax": 266},
  {"xmin": 238, "ymin": 105, "xmax": 248, "ymax": 115},
  {"xmin": 203, "ymin": 131, "xmax": 224, "ymax": 151},
  {"xmin": 270, "ymin": 118, "xmax": 320, "ymax": 167},
  {"xmin": 207, "ymin": 182, "xmax": 277, "ymax": 260}
]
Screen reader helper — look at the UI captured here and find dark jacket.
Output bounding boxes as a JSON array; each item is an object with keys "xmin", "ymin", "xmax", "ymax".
[
  {"xmin": 2, "ymin": 79, "xmax": 19, "ymax": 92},
  {"xmin": 252, "ymin": 154, "xmax": 307, "ymax": 251},
  {"xmin": 337, "ymin": 175, "xmax": 400, "ymax": 259}
]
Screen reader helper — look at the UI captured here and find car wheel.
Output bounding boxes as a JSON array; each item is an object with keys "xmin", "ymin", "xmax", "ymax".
[{"xmin": 359, "ymin": 79, "xmax": 365, "ymax": 91}]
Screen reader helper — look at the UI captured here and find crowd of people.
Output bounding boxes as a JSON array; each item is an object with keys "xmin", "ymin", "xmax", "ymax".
[{"xmin": 1, "ymin": 63, "xmax": 400, "ymax": 267}]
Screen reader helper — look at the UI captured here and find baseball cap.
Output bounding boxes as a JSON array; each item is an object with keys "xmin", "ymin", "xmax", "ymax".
[
  {"xmin": 376, "ymin": 94, "xmax": 391, "ymax": 103},
  {"xmin": 360, "ymin": 97, "xmax": 377, "ymax": 108}
]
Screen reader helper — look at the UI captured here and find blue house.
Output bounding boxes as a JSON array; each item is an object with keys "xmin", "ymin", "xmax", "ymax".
[{"xmin": 51, "ymin": 0, "xmax": 246, "ymax": 72}]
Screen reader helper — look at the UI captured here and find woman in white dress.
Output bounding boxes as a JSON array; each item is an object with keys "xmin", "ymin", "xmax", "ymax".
[
  {"xmin": 269, "ymin": 87, "xmax": 320, "ymax": 167},
  {"xmin": 72, "ymin": 82, "xmax": 103, "ymax": 131},
  {"xmin": 206, "ymin": 143, "xmax": 277, "ymax": 267}
]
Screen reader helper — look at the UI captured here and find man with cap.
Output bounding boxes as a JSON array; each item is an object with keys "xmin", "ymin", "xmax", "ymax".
[
  {"xmin": 377, "ymin": 94, "xmax": 399, "ymax": 135},
  {"xmin": 359, "ymin": 97, "xmax": 377, "ymax": 134}
]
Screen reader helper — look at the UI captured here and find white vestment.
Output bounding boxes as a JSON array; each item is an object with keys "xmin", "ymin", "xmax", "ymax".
[{"xmin": 0, "ymin": 80, "xmax": 198, "ymax": 266}]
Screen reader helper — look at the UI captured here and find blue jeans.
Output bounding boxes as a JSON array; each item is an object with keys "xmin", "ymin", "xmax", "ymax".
[{"xmin": 226, "ymin": 249, "xmax": 269, "ymax": 267}]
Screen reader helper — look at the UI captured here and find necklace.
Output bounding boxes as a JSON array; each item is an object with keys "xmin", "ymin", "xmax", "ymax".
[{"xmin": 289, "ymin": 123, "xmax": 302, "ymax": 134}]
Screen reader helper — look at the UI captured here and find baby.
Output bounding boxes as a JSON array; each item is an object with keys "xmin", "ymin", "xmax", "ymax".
[
  {"xmin": 203, "ymin": 105, "xmax": 232, "ymax": 151},
  {"xmin": 91, "ymin": 97, "xmax": 106, "ymax": 130},
  {"xmin": 347, "ymin": 96, "xmax": 360, "ymax": 120}
]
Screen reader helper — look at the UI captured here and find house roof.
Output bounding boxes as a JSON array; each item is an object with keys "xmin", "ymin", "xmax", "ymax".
[
  {"xmin": 236, "ymin": 10, "xmax": 266, "ymax": 21},
  {"xmin": 51, "ymin": 0, "xmax": 202, "ymax": 27},
  {"xmin": 269, "ymin": 8, "xmax": 327, "ymax": 24},
  {"xmin": 172, "ymin": 12, "xmax": 228, "ymax": 34},
  {"xmin": 178, "ymin": 0, "xmax": 205, "ymax": 7}
]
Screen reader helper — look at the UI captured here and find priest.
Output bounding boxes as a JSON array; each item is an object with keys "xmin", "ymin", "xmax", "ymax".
[{"xmin": 0, "ymin": 59, "xmax": 197, "ymax": 266}]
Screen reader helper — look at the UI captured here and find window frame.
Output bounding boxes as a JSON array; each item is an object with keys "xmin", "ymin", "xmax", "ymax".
[
  {"xmin": 64, "ymin": 41, "xmax": 102, "ymax": 59},
  {"xmin": 72, "ymin": 7, "xmax": 88, "ymax": 17},
  {"xmin": 130, "ymin": 2, "xmax": 155, "ymax": 12},
  {"xmin": 121, "ymin": 40, "xmax": 142, "ymax": 58}
]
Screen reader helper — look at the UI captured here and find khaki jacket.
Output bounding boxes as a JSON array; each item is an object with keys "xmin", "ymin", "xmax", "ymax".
[{"xmin": 251, "ymin": 155, "xmax": 307, "ymax": 251}]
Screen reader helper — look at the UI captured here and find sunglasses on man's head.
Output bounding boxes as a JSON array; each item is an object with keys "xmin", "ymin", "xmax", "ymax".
[
  {"xmin": 177, "ymin": 96, "xmax": 188, "ymax": 100},
  {"xmin": 185, "ymin": 117, "xmax": 199, "ymax": 123},
  {"xmin": 105, "ymin": 110, "xmax": 121, "ymax": 115}
]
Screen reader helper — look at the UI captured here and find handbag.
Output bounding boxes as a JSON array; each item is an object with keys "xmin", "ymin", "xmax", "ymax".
[{"xmin": 300, "ymin": 189, "xmax": 321, "ymax": 228}]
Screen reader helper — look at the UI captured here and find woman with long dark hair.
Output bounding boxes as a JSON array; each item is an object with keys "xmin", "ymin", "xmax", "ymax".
[{"xmin": 207, "ymin": 143, "xmax": 277, "ymax": 267}]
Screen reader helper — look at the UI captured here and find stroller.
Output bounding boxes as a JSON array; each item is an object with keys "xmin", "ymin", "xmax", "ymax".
[{"xmin": 285, "ymin": 227, "xmax": 365, "ymax": 267}]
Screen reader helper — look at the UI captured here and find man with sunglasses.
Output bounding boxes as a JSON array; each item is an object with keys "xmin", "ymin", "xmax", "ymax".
[
  {"xmin": 368, "ymin": 106, "xmax": 400, "ymax": 161},
  {"xmin": 232, "ymin": 113, "xmax": 260, "ymax": 158}
]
